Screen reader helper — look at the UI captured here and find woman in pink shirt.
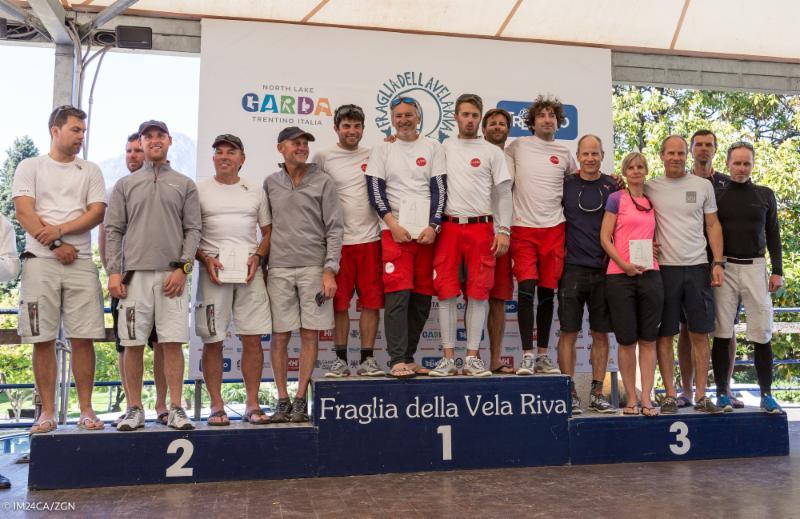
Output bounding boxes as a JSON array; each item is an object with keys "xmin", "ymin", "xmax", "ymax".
[{"xmin": 600, "ymin": 152, "xmax": 663, "ymax": 417}]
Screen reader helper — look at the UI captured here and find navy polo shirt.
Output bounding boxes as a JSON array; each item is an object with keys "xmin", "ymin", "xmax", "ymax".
[{"xmin": 562, "ymin": 173, "xmax": 619, "ymax": 269}]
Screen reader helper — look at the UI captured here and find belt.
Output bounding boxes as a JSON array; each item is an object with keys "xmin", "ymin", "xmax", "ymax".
[
  {"xmin": 725, "ymin": 256, "xmax": 764, "ymax": 265},
  {"xmin": 442, "ymin": 215, "xmax": 493, "ymax": 224}
]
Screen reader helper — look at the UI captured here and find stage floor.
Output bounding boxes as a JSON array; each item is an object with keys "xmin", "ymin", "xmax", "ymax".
[{"xmin": 1, "ymin": 410, "xmax": 797, "ymax": 518}]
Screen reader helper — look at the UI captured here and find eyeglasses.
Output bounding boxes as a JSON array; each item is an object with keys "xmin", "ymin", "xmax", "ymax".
[
  {"xmin": 390, "ymin": 97, "xmax": 417, "ymax": 107},
  {"xmin": 627, "ymin": 189, "xmax": 653, "ymax": 212},
  {"xmin": 577, "ymin": 185, "xmax": 606, "ymax": 213}
]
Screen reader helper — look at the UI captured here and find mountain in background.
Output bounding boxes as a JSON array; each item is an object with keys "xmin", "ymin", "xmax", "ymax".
[{"xmin": 98, "ymin": 133, "xmax": 197, "ymax": 186}]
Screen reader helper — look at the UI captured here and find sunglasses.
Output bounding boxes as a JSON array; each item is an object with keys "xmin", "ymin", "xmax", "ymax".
[
  {"xmin": 627, "ymin": 189, "xmax": 653, "ymax": 212},
  {"xmin": 390, "ymin": 97, "xmax": 417, "ymax": 107},
  {"xmin": 577, "ymin": 185, "xmax": 606, "ymax": 213},
  {"xmin": 334, "ymin": 105, "xmax": 365, "ymax": 119}
]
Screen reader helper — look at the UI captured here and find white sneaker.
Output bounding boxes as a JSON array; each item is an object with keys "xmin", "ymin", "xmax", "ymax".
[
  {"xmin": 116, "ymin": 406, "xmax": 145, "ymax": 431},
  {"xmin": 463, "ymin": 356, "xmax": 491, "ymax": 377},
  {"xmin": 516, "ymin": 354, "xmax": 535, "ymax": 375},
  {"xmin": 356, "ymin": 357, "xmax": 385, "ymax": 377},
  {"xmin": 324, "ymin": 357, "xmax": 351, "ymax": 378},
  {"xmin": 428, "ymin": 357, "xmax": 457, "ymax": 377},
  {"xmin": 168, "ymin": 406, "xmax": 195, "ymax": 430},
  {"xmin": 535, "ymin": 354, "xmax": 561, "ymax": 374}
]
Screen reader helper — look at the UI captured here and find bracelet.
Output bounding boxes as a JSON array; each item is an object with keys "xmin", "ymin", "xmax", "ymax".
[
  {"xmin": 498, "ymin": 229, "xmax": 511, "ymax": 237},
  {"xmin": 253, "ymin": 253, "xmax": 263, "ymax": 260}
]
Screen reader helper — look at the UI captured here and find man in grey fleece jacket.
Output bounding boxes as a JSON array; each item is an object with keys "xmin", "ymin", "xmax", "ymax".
[
  {"xmin": 105, "ymin": 120, "xmax": 202, "ymax": 431},
  {"xmin": 264, "ymin": 126, "xmax": 343, "ymax": 423}
]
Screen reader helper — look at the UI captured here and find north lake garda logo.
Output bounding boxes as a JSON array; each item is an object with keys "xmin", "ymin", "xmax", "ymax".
[
  {"xmin": 241, "ymin": 82, "xmax": 333, "ymax": 126},
  {"xmin": 374, "ymin": 72, "xmax": 455, "ymax": 142}
]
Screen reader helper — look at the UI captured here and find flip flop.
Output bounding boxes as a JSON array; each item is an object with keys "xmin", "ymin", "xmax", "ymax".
[
  {"xmin": 29, "ymin": 417, "xmax": 57, "ymax": 435},
  {"xmin": 207, "ymin": 409, "xmax": 231, "ymax": 426},
  {"xmin": 156, "ymin": 412, "xmax": 169, "ymax": 426},
  {"xmin": 242, "ymin": 408, "xmax": 269, "ymax": 425},
  {"xmin": 78, "ymin": 416, "xmax": 105, "ymax": 431},
  {"xmin": 622, "ymin": 406, "xmax": 640, "ymax": 416},
  {"xmin": 407, "ymin": 363, "xmax": 430, "ymax": 376},
  {"xmin": 491, "ymin": 365, "xmax": 515, "ymax": 374},
  {"xmin": 389, "ymin": 366, "xmax": 416, "ymax": 379},
  {"xmin": 641, "ymin": 406, "xmax": 660, "ymax": 418}
]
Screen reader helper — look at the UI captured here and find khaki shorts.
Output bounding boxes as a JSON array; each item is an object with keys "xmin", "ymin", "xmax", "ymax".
[
  {"xmin": 267, "ymin": 266, "xmax": 333, "ymax": 333},
  {"xmin": 17, "ymin": 257, "xmax": 105, "ymax": 343},
  {"xmin": 194, "ymin": 268, "xmax": 271, "ymax": 343},
  {"xmin": 713, "ymin": 258, "xmax": 773, "ymax": 343},
  {"xmin": 116, "ymin": 270, "xmax": 189, "ymax": 346}
]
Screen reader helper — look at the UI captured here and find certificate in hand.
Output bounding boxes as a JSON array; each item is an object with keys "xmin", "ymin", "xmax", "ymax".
[
  {"xmin": 628, "ymin": 239, "xmax": 653, "ymax": 269},
  {"xmin": 217, "ymin": 246, "xmax": 248, "ymax": 283},
  {"xmin": 399, "ymin": 198, "xmax": 429, "ymax": 239}
]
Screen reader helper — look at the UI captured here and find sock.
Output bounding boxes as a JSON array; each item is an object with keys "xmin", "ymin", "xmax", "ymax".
[
  {"xmin": 465, "ymin": 298, "xmax": 488, "ymax": 351},
  {"xmin": 753, "ymin": 341, "xmax": 773, "ymax": 395},
  {"xmin": 360, "ymin": 348, "xmax": 373, "ymax": 364},
  {"xmin": 711, "ymin": 337, "xmax": 731, "ymax": 395},
  {"xmin": 437, "ymin": 297, "xmax": 458, "ymax": 349},
  {"xmin": 517, "ymin": 280, "xmax": 536, "ymax": 351},
  {"xmin": 591, "ymin": 380, "xmax": 603, "ymax": 397},
  {"xmin": 334, "ymin": 345, "xmax": 347, "ymax": 362},
  {"xmin": 536, "ymin": 286, "xmax": 555, "ymax": 350}
]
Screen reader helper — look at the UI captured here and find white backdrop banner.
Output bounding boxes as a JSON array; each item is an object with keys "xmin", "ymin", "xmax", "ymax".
[{"xmin": 190, "ymin": 19, "xmax": 617, "ymax": 380}]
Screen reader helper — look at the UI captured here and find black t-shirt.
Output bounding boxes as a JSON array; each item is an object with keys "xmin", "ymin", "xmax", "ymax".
[{"xmin": 562, "ymin": 174, "xmax": 619, "ymax": 269}]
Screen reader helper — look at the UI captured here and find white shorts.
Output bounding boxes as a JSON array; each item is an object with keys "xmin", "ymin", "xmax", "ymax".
[
  {"xmin": 17, "ymin": 257, "xmax": 105, "ymax": 343},
  {"xmin": 713, "ymin": 258, "xmax": 773, "ymax": 343},
  {"xmin": 116, "ymin": 270, "xmax": 189, "ymax": 346},
  {"xmin": 267, "ymin": 266, "xmax": 334, "ymax": 333},
  {"xmin": 194, "ymin": 268, "xmax": 271, "ymax": 343}
]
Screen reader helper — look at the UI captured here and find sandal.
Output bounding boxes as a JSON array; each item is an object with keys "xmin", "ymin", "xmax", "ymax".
[
  {"xmin": 29, "ymin": 417, "xmax": 57, "ymax": 435},
  {"xmin": 491, "ymin": 365, "xmax": 515, "ymax": 374},
  {"xmin": 156, "ymin": 412, "xmax": 169, "ymax": 426},
  {"xmin": 407, "ymin": 363, "xmax": 430, "ymax": 376},
  {"xmin": 642, "ymin": 406, "xmax": 660, "ymax": 417},
  {"xmin": 208, "ymin": 409, "xmax": 231, "ymax": 426},
  {"xmin": 622, "ymin": 406, "xmax": 640, "ymax": 416},
  {"xmin": 242, "ymin": 408, "xmax": 269, "ymax": 425},
  {"xmin": 78, "ymin": 415, "xmax": 105, "ymax": 431},
  {"xmin": 389, "ymin": 365, "xmax": 416, "ymax": 379}
]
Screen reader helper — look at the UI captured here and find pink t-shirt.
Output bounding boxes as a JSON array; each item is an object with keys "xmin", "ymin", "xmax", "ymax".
[{"xmin": 605, "ymin": 190, "xmax": 659, "ymax": 275}]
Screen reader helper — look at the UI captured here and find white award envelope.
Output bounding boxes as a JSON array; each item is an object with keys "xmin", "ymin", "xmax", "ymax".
[
  {"xmin": 629, "ymin": 239, "xmax": 654, "ymax": 269},
  {"xmin": 217, "ymin": 246, "xmax": 249, "ymax": 283},
  {"xmin": 399, "ymin": 198, "xmax": 429, "ymax": 239}
]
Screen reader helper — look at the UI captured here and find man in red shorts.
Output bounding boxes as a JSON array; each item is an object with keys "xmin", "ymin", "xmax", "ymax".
[
  {"xmin": 314, "ymin": 104, "xmax": 385, "ymax": 377},
  {"xmin": 429, "ymin": 94, "xmax": 511, "ymax": 377},
  {"xmin": 366, "ymin": 97, "xmax": 446, "ymax": 378},
  {"xmin": 482, "ymin": 108, "xmax": 516, "ymax": 374},
  {"xmin": 505, "ymin": 95, "xmax": 577, "ymax": 376}
]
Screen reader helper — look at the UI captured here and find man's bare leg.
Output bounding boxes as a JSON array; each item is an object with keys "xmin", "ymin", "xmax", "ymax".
[
  {"xmin": 160, "ymin": 342, "xmax": 185, "ymax": 408},
  {"xmin": 31, "ymin": 341, "xmax": 57, "ymax": 429},
  {"xmin": 152, "ymin": 342, "xmax": 168, "ymax": 416},
  {"xmin": 690, "ymin": 332, "xmax": 711, "ymax": 401},
  {"xmin": 123, "ymin": 345, "xmax": 146, "ymax": 409},
  {"xmin": 71, "ymin": 338, "xmax": 101, "ymax": 426},
  {"xmin": 241, "ymin": 335, "xmax": 265, "ymax": 412},
  {"xmin": 270, "ymin": 332, "xmax": 290, "ymax": 400},
  {"xmin": 677, "ymin": 323, "xmax": 694, "ymax": 403},
  {"xmin": 656, "ymin": 336, "xmax": 678, "ymax": 398},
  {"xmin": 201, "ymin": 341, "xmax": 225, "ymax": 417},
  {"xmin": 488, "ymin": 298, "xmax": 508, "ymax": 370},
  {"xmin": 296, "ymin": 328, "xmax": 319, "ymax": 400}
]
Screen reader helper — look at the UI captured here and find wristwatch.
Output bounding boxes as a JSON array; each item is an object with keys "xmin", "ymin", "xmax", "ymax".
[
  {"xmin": 712, "ymin": 260, "xmax": 726, "ymax": 269},
  {"xmin": 49, "ymin": 239, "xmax": 63, "ymax": 251},
  {"xmin": 429, "ymin": 223, "xmax": 442, "ymax": 234},
  {"xmin": 169, "ymin": 260, "xmax": 193, "ymax": 274},
  {"xmin": 498, "ymin": 227, "xmax": 511, "ymax": 237}
]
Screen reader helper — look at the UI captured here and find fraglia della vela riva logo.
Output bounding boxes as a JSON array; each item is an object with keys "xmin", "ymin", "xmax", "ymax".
[{"xmin": 374, "ymin": 72, "xmax": 455, "ymax": 142}]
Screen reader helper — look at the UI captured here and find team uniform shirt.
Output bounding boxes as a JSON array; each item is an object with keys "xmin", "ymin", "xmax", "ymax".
[
  {"xmin": 505, "ymin": 135, "xmax": 578, "ymax": 228},
  {"xmin": 562, "ymin": 174, "xmax": 618, "ymax": 269},
  {"xmin": 12, "ymin": 155, "xmax": 106, "ymax": 260},
  {"xmin": 645, "ymin": 173, "xmax": 717, "ymax": 266},
  {"xmin": 366, "ymin": 136, "xmax": 446, "ymax": 230},
  {"xmin": 442, "ymin": 138, "xmax": 511, "ymax": 220},
  {"xmin": 314, "ymin": 145, "xmax": 380, "ymax": 245},
  {"xmin": 604, "ymin": 190, "xmax": 659, "ymax": 274},
  {"xmin": 197, "ymin": 177, "xmax": 271, "ymax": 255}
]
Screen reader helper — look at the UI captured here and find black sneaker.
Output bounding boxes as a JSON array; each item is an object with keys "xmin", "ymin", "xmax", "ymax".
[
  {"xmin": 270, "ymin": 398, "xmax": 292, "ymax": 423},
  {"xmin": 694, "ymin": 396, "xmax": 724, "ymax": 414},
  {"xmin": 290, "ymin": 397, "xmax": 309, "ymax": 423},
  {"xmin": 661, "ymin": 396, "xmax": 679, "ymax": 414},
  {"xmin": 571, "ymin": 394, "xmax": 583, "ymax": 415}
]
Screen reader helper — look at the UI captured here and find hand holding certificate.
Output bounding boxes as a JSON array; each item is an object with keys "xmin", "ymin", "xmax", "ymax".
[
  {"xmin": 217, "ymin": 246, "xmax": 248, "ymax": 283},
  {"xmin": 628, "ymin": 239, "xmax": 654, "ymax": 270},
  {"xmin": 399, "ymin": 198, "xmax": 430, "ymax": 240}
]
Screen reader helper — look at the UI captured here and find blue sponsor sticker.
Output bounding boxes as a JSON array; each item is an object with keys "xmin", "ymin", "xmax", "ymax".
[
  {"xmin": 223, "ymin": 358, "xmax": 232, "ymax": 373},
  {"xmin": 457, "ymin": 328, "xmax": 485, "ymax": 342},
  {"xmin": 505, "ymin": 300, "xmax": 518, "ymax": 313},
  {"xmin": 497, "ymin": 101, "xmax": 578, "ymax": 140},
  {"xmin": 422, "ymin": 357, "xmax": 441, "ymax": 369}
]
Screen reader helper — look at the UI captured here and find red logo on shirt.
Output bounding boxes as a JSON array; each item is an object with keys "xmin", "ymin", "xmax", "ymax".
[
  {"xmin": 360, "ymin": 163, "xmax": 367, "ymax": 172},
  {"xmin": 416, "ymin": 157, "xmax": 427, "ymax": 167},
  {"xmin": 549, "ymin": 155, "xmax": 560, "ymax": 165},
  {"xmin": 470, "ymin": 158, "xmax": 481, "ymax": 168}
]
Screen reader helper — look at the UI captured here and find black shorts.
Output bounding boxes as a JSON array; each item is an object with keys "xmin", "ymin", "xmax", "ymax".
[
  {"xmin": 111, "ymin": 297, "xmax": 158, "ymax": 353},
  {"xmin": 606, "ymin": 271, "xmax": 664, "ymax": 345},
  {"xmin": 557, "ymin": 264, "xmax": 612, "ymax": 333},
  {"xmin": 659, "ymin": 265, "xmax": 715, "ymax": 337}
]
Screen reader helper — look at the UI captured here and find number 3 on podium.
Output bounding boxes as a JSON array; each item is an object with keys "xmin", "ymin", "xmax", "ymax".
[{"xmin": 669, "ymin": 421, "xmax": 691, "ymax": 455}]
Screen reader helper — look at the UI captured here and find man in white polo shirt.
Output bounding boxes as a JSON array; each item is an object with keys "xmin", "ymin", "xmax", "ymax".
[
  {"xmin": 14, "ymin": 105, "xmax": 107, "ymax": 434},
  {"xmin": 195, "ymin": 134, "xmax": 272, "ymax": 425},
  {"xmin": 504, "ymin": 95, "xmax": 577, "ymax": 376},
  {"xmin": 314, "ymin": 105, "xmax": 385, "ymax": 378},
  {"xmin": 429, "ymin": 94, "xmax": 511, "ymax": 377}
]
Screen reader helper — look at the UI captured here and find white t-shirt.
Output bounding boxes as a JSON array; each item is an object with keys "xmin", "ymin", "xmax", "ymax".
[
  {"xmin": 645, "ymin": 173, "xmax": 717, "ymax": 266},
  {"xmin": 197, "ymin": 177, "xmax": 271, "ymax": 255},
  {"xmin": 366, "ymin": 136, "xmax": 446, "ymax": 230},
  {"xmin": 314, "ymin": 145, "xmax": 380, "ymax": 245},
  {"xmin": 443, "ymin": 138, "xmax": 511, "ymax": 217},
  {"xmin": 505, "ymin": 135, "xmax": 577, "ymax": 228},
  {"xmin": 12, "ymin": 154, "xmax": 106, "ymax": 259}
]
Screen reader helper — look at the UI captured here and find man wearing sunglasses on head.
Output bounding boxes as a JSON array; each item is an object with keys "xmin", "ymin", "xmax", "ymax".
[
  {"xmin": 556, "ymin": 134, "xmax": 618, "ymax": 414},
  {"xmin": 366, "ymin": 97, "xmax": 446, "ymax": 378},
  {"xmin": 313, "ymin": 105, "xmax": 385, "ymax": 378}
]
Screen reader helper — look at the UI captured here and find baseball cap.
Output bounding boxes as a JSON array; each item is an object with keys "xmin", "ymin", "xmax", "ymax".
[
  {"xmin": 277, "ymin": 126, "xmax": 315, "ymax": 143},
  {"xmin": 138, "ymin": 120, "xmax": 170, "ymax": 135},
  {"xmin": 456, "ymin": 93, "xmax": 483, "ymax": 113},
  {"xmin": 212, "ymin": 134, "xmax": 244, "ymax": 152}
]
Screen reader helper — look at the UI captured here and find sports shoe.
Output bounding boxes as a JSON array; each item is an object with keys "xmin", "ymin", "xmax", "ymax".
[
  {"xmin": 290, "ymin": 397, "xmax": 309, "ymax": 423},
  {"xmin": 324, "ymin": 357, "xmax": 351, "ymax": 378},
  {"xmin": 717, "ymin": 394, "xmax": 733, "ymax": 412},
  {"xmin": 270, "ymin": 398, "xmax": 292, "ymax": 423},
  {"xmin": 761, "ymin": 394, "xmax": 783, "ymax": 414},
  {"xmin": 694, "ymin": 396, "xmax": 724, "ymax": 414},
  {"xmin": 535, "ymin": 354, "xmax": 561, "ymax": 374},
  {"xmin": 116, "ymin": 406, "xmax": 145, "ymax": 431},
  {"xmin": 571, "ymin": 394, "xmax": 583, "ymax": 415},
  {"xmin": 516, "ymin": 354, "xmax": 535, "ymax": 376},
  {"xmin": 660, "ymin": 396, "xmax": 678, "ymax": 414},
  {"xmin": 356, "ymin": 357, "xmax": 385, "ymax": 377},
  {"xmin": 463, "ymin": 356, "xmax": 491, "ymax": 377},
  {"xmin": 168, "ymin": 406, "xmax": 195, "ymax": 430},
  {"xmin": 589, "ymin": 393, "xmax": 616, "ymax": 413},
  {"xmin": 429, "ymin": 357, "xmax": 457, "ymax": 377}
]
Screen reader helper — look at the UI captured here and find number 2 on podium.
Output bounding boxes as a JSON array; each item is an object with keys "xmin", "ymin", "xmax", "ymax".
[{"xmin": 437, "ymin": 425, "xmax": 452, "ymax": 461}]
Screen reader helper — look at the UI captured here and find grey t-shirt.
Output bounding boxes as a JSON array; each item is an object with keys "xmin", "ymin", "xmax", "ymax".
[{"xmin": 645, "ymin": 173, "xmax": 717, "ymax": 266}]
